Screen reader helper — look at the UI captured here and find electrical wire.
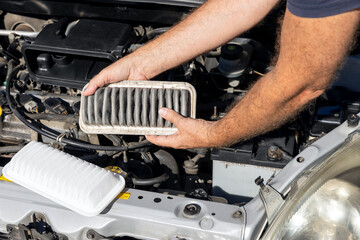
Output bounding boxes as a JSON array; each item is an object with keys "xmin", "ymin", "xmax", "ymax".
[
  {"xmin": 5, "ymin": 64, "xmax": 152, "ymax": 151},
  {"xmin": 253, "ymin": 70, "xmax": 265, "ymax": 77}
]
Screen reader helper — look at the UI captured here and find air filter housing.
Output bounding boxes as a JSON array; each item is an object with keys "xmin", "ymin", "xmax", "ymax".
[
  {"xmin": 80, "ymin": 81, "xmax": 196, "ymax": 135},
  {"xmin": 3, "ymin": 141, "xmax": 125, "ymax": 216}
]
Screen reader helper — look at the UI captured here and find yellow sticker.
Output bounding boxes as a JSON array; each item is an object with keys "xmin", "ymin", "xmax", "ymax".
[
  {"xmin": 0, "ymin": 106, "xmax": 2, "ymax": 117},
  {"xmin": 116, "ymin": 192, "xmax": 131, "ymax": 200},
  {"xmin": 0, "ymin": 175, "xmax": 11, "ymax": 182}
]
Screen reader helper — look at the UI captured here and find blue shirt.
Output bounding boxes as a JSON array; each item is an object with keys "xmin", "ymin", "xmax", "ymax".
[{"xmin": 288, "ymin": 0, "xmax": 360, "ymax": 18}]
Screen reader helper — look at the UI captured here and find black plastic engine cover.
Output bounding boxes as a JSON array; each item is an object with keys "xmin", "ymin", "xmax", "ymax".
[
  {"xmin": 211, "ymin": 128, "xmax": 297, "ymax": 168},
  {"xmin": 22, "ymin": 19, "xmax": 136, "ymax": 89}
]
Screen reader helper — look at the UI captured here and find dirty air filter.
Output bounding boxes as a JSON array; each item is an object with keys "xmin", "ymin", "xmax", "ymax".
[{"xmin": 79, "ymin": 81, "xmax": 196, "ymax": 135}]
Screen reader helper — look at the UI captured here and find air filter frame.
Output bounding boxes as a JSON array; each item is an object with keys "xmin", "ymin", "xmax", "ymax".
[{"xmin": 80, "ymin": 81, "xmax": 197, "ymax": 135}]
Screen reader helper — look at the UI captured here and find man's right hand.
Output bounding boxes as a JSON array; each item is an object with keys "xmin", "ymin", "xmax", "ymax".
[{"xmin": 82, "ymin": 56, "xmax": 148, "ymax": 96}]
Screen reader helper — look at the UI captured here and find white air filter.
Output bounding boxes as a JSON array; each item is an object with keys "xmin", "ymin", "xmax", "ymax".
[
  {"xmin": 79, "ymin": 81, "xmax": 197, "ymax": 135},
  {"xmin": 2, "ymin": 141, "xmax": 125, "ymax": 216}
]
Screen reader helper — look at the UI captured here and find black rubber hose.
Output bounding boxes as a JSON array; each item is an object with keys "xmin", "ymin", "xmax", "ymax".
[
  {"xmin": 154, "ymin": 149, "xmax": 179, "ymax": 175},
  {"xmin": 5, "ymin": 59, "xmax": 15, "ymax": 83},
  {"xmin": 5, "ymin": 65, "xmax": 152, "ymax": 151},
  {"xmin": 132, "ymin": 173, "xmax": 169, "ymax": 186}
]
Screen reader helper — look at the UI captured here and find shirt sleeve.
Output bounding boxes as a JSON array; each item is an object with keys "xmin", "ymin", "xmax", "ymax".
[{"xmin": 288, "ymin": 0, "xmax": 360, "ymax": 18}]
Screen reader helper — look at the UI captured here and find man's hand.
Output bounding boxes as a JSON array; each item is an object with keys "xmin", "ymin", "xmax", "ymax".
[
  {"xmin": 146, "ymin": 108, "xmax": 217, "ymax": 149},
  {"xmin": 83, "ymin": 57, "xmax": 148, "ymax": 96}
]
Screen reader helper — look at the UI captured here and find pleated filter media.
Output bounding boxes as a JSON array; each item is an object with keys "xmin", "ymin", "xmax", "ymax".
[
  {"xmin": 3, "ymin": 141, "xmax": 125, "ymax": 216},
  {"xmin": 79, "ymin": 81, "xmax": 197, "ymax": 135}
]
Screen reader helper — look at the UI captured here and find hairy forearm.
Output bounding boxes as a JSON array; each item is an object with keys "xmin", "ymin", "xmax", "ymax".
[
  {"xmin": 208, "ymin": 8, "xmax": 360, "ymax": 148},
  {"xmin": 129, "ymin": 0, "xmax": 279, "ymax": 79},
  {"xmin": 137, "ymin": 6, "xmax": 360, "ymax": 150},
  {"xmin": 211, "ymin": 70, "xmax": 311, "ymax": 147}
]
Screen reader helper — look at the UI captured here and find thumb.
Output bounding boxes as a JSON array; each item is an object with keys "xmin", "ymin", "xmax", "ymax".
[
  {"xmin": 159, "ymin": 108, "xmax": 184, "ymax": 126},
  {"xmin": 83, "ymin": 82, "xmax": 99, "ymax": 96},
  {"xmin": 83, "ymin": 71, "xmax": 108, "ymax": 96}
]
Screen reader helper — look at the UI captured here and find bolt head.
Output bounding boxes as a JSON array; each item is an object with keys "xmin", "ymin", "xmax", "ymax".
[
  {"xmin": 183, "ymin": 203, "xmax": 201, "ymax": 217},
  {"xmin": 348, "ymin": 114, "xmax": 360, "ymax": 127},
  {"xmin": 255, "ymin": 176, "xmax": 264, "ymax": 186},
  {"xmin": 269, "ymin": 145, "xmax": 278, "ymax": 151},
  {"xmin": 297, "ymin": 157, "xmax": 305, "ymax": 163},
  {"xmin": 232, "ymin": 210, "xmax": 243, "ymax": 218},
  {"xmin": 87, "ymin": 232, "xmax": 95, "ymax": 239}
]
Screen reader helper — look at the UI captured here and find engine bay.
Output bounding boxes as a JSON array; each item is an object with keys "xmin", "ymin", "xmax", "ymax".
[{"xmin": 0, "ymin": 3, "xmax": 360, "ymax": 238}]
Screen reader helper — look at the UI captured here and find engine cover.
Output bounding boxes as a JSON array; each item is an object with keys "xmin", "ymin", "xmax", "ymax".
[{"xmin": 22, "ymin": 19, "xmax": 136, "ymax": 89}]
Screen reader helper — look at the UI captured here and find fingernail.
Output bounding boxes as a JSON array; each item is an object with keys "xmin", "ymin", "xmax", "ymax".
[{"xmin": 159, "ymin": 108, "xmax": 166, "ymax": 117}]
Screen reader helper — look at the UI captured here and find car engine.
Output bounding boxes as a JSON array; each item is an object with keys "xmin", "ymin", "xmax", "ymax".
[{"xmin": 0, "ymin": 2, "xmax": 360, "ymax": 239}]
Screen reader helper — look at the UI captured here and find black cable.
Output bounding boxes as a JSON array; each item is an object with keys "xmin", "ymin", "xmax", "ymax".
[
  {"xmin": 193, "ymin": 61, "xmax": 226, "ymax": 92},
  {"xmin": 5, "ymin": 59, "xmax": 15, "ymax": 83},
  {"xmin": 5, "ymin": 64, "xmax": 152, "ymax": 151}
]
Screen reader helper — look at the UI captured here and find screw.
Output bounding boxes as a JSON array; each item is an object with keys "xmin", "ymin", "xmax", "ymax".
[
  {"xmin": 348, "ymin": 114, "xmax": 360, "ymax": 127},
  {"xmin": 211, "ymin": 106, "xmax": 219, "ymax": 120},
  {"xmin": 269, "ymin": 145, "xmax": 277, "ymax": 151},
  {"xmin": 34, "ymin": 213, "xmax": 45, "ymax": 223},
  {"xmin": 267, "ymin": 145, "xmax": 283, "ymax": 161},
  {"xmin": 297, "ymin": 157, "xmax": 305, "ymax": 163},
  {"xmin": 255, "ymin": 176, "xmax": 265, "ymax": 189},
  {"xmin": 183, "ymin": 203, "xmax": 201, "ymax": 217},
  {"xmin": 86, "ymin": 231, "xmax": 95, "ymax": 239},
  {"xmin": 232, "ymin": 210, "xmax": 243, "ymax": 218}
]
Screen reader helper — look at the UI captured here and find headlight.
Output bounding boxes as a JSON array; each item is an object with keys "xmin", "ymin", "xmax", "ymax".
[{"xmin": 263, "ymin": 133, "xmax": 360, "ymax": 239}]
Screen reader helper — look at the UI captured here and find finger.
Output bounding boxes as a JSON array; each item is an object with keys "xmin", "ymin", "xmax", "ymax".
[
  {"xmin": 159, "ymin": 108, "xmax": 184, "ymax": 126},
  {"xmin": 83, "ymin": 83, "xmax": 98, "ymax": 96},
  {"xmin": 145, "ymin": 134, "xmax": 180, "ymax": 148},
  {"xmin": 83, "ymin": 74, "xmax": 106, "ymax": 96}
]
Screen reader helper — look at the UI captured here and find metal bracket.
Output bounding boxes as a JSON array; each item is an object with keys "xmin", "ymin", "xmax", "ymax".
[
  {"xmin": 255, "ymin": 176, "xmax": 285, "ymax": 224},
  {"xmin": 56, "ymin": 131, "xmax": 71, "ymax": 143},
  {"xmin": 2, "ymin": 213, "xmax": 68, "ymax": 240},
  {"xmin": 86, "ymin": 229, "xmax": 110, "ymax": 240}
]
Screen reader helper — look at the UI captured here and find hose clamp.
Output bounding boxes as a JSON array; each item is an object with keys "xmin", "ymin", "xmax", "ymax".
[{"xmin": 56, "ymin": 132, "xmax": 70, "ymax": 143}]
